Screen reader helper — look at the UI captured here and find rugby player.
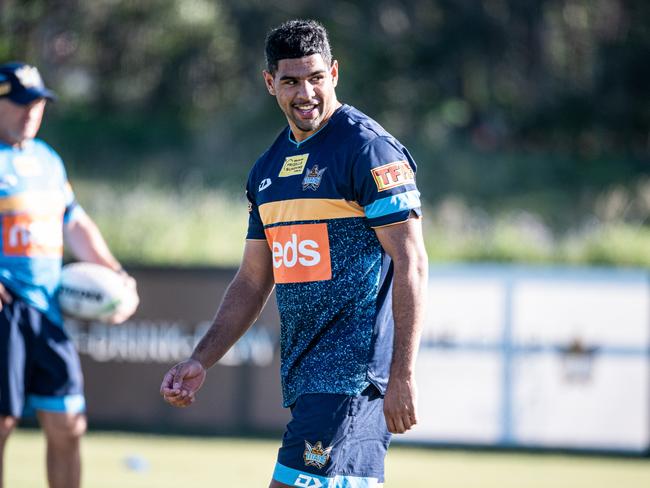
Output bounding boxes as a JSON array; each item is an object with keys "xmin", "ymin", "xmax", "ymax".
[{"xmin": 161, "ymin": 19, "xmax": 428, "ymax": 487}]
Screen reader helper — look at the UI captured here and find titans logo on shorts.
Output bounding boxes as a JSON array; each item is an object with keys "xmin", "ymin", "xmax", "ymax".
[
  {"xmin": 273, "ymin": 385, "xmax": 390, "ymax": 487},
  {"xmin": 245, "ymin": 104, "xmax": 422, "ymax": 407}
]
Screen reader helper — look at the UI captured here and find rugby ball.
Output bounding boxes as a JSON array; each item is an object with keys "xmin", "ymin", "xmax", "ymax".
[{"xmin": 58, "ymin": 262, "xmax": 138, "ymax": 322}]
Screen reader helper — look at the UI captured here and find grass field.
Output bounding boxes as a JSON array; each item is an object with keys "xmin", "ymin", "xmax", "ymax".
[{"xmin": 5, "ymin": 430, "xmax": 650, "ymax": 488}]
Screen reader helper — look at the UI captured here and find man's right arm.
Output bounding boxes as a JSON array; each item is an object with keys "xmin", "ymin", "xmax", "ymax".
[{"xmin": 160, "ymin": 239, "xmax": 275, "ymax": 407}]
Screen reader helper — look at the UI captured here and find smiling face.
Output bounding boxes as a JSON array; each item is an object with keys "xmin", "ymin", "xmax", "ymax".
[
  {"xmin": 0, "ymin": 98, "xmax": 46, "ymax": 147},
  {"xmin": 263, "ymin": 54, "xmax": 341, "ymax": 142}
]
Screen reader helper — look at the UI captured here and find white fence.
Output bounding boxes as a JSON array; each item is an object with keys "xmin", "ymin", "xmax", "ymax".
[{"xmin": 404, "ymin": 265, "xmax": 650, "ymax": 453}]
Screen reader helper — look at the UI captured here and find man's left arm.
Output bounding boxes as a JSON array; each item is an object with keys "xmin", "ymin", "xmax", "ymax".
[
  {"xmin": 374, "ymin": 214, "xmax": 428, "ymax": 434},
  {"xmin": 63, "ymin": 211, "xmax": 122, "ymax": 271}
]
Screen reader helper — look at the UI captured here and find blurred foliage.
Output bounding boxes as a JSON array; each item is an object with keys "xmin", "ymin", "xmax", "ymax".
[
  {"xmin": 73, "ymin": 180, "xmax": 249, "ymax": 265},
  {"xmin": 1, "ymin": 0, "xmax": 649, "ymax": 256},
  {"xmin": 73, "ymin": 180, "xmax": 650, "ymax": 267}
]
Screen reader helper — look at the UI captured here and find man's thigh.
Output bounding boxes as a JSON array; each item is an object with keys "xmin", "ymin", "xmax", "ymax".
[
  {"xmin": 271, "ymin": 385, "xmax": 391, "ymax": 488},
  {"xmin": 0, "ymin": 298, "xmax": 85, "ymax": 418},
  {"xmin": 0, "ymin": 301, "xmax": 27, "ymax": 417}
]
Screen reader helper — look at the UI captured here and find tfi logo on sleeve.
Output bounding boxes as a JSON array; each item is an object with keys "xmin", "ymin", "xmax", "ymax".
[
  {"xmin": 371, "ymin": 160, "xmax": 415, "ymax": 191},
  {"xmin": 265, "ymin": 223, "xmax": 331, "ymax": 284}
]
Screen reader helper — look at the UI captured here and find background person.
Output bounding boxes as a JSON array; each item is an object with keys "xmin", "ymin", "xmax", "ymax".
[{"xmin": 0, "ymin": 61, "xmax": 138, "ymax": 488}]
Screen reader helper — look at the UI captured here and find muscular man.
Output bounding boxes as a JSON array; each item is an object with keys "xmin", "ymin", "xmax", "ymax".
[
  {"xmin": 161, "ymin": 20, "xmax": 428, "ymax": 487},
  {"xmin": 0, "ymin": 62, "xmax": 138, "ymax": 488}
]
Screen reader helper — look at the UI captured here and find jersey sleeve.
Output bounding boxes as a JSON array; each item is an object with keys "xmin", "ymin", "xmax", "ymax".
[
  {"xmin": 245, "ymin": 174, "xmax": 265, "ymax": 240},
  {"xmin": 44, "ymin": 142, "xmax": 85, "ymax": 225},
  {"xmin": 353, "ymin": 136, "xmax": 422, "ymax": 227},
  {"xmin": 62, "ymin": 182, "xmax": 86, "ymax": 224}
]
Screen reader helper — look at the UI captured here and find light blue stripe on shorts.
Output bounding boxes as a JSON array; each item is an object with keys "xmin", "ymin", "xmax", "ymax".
[
  {"xmin": 24, "ymin": 394, "xmax": 86, "ymax": 415},
  {"xmin": 273, "ymin": 463, "xmax": 380, "ymax": 487}
]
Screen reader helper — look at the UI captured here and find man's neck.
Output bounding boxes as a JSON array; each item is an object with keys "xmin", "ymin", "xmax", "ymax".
[
  {"xmin": 0, "ymin": 137, "xmax": 29, "ymax": 149},
  {"xmin": 289, "ymin": 101, "xmax": 343, "ymax": 143}
]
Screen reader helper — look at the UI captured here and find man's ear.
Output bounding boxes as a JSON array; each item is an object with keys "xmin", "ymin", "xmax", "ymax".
[
  {"xmin": 262, "ymin": 70, "xmax": 276, "ymax": 96},
  {"xmin": 330, "ymin": 60, "xmax": 339, "ymax": 88}
]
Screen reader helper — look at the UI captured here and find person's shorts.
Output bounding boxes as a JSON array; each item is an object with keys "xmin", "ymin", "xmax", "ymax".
[
  {"xmin": 272, "ymin": 384, "xmax": 391, "ymax": 487},
  {"xmin": 0, "ymin": 296, "xmax": 85, "ymax": 417}
]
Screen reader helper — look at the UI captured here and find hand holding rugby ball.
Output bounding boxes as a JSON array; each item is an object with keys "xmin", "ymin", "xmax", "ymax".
[{"xmin": 58, "ymin": 262, "xmax": 139, "ymax": 324}]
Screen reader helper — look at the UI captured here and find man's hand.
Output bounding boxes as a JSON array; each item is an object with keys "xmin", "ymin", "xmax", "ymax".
[
  {"xmin": 106, "ymin": 272, "xmax": 139, "ymax": 325},
  {"xmin": 0, "ymin": 282, "xmax": 12, "ymax": 311},
  {"xmin": 160, "ymin": 359, "xmax": 207, "ymax": 408},
  {"xmin": 383, "ymin": 376, "xmax": 418, "ymax": 434}
]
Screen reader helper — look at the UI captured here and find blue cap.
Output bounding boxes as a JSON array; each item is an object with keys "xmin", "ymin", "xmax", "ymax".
[{"xmin": 0, "ymin": 62, "xmax": 56, "ymax": 105}]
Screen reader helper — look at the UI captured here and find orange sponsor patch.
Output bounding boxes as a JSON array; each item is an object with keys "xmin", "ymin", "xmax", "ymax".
[
  {"xmin": 265, "ymin": 223, "xmax": 331, "ymax": 284},
  {"xmin": 371, "ymin": 160, "xmax": 415, "ymax": 192},
  {"xmin": 2, "ymin": 213, "xmax": 63, "ymax": 257}
]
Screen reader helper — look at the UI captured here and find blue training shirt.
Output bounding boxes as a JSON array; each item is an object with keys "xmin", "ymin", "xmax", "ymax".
[
  {"xmin": 246, "ymin": 104, "xmax": 422, "ymax": 407},
  {"xmin": 0, "ymin": 138, "xmax": 84, "ymax": 325}
]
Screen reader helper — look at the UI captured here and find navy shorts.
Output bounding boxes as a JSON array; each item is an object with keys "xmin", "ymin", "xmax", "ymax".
[
  {"xmin": 0, "ymin": 297, "xmax": 85, "ymax": 417},
  {"xmin": 273, "ymin": 384, "xmax": 391, "ymax": 487}
]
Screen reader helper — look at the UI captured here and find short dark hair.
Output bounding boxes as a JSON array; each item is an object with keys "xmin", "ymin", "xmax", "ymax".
[{"xmin": 265, "ymin": 19, "xmax": 333, "ymax": 74}]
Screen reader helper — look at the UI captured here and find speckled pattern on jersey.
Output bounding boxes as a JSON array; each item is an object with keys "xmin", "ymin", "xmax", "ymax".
[
  {"xmin": 0, "ymin": 139, "xmax": 83, "ymax": 325},
  {"xmin": 274, "ymin": 217, "xmax": 383, "ymax": 402},
  {"xmin": 246, "ymin": 105, "xmax": 421, "ymax": 407}
]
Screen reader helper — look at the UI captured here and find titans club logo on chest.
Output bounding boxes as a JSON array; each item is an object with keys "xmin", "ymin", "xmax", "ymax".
[{"xmin": 302, "ymin": 165, "xmax": 327, "ymax": 191}]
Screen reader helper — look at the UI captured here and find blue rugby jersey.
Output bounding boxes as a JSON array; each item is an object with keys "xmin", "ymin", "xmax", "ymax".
[
  {"xmin": 0, "ymin": 139, "xmax": 84, "ymax": 325},
  {"xmin": 246, "ymin": 105, "xmax": 422, "ymax": 407}
]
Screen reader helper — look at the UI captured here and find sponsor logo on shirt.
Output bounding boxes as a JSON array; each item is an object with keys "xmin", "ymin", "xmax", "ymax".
[
  {"xmin": 302, "ymin": 165, "xmax": 327, "ymax": 191},
  {"xmin": 265, "ymin": 223, "xmax": 331, "ymax": 284},
  {"xmin": 371, "ymin": 160, "xmax": 415, "ymax": 192},
  {"xmin": 279, "ymin": 154, "xmax": 309, "ymax": 177},
  {"xmin": 2, "ymin": 213, "xmax": 63, "ymax": 257},
  {"xmin": 303, "ymin": 440, "xmax": 333, "ymax": 469}
]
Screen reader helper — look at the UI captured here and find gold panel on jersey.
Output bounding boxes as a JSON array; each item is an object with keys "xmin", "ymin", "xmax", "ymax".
[
  {"xmin": 0, "ymin": 192, "xmax": 66, "ymax": 213},
  {"xmin": 259, "ymin": 198, "xmax": 364, "ymax": 225}
]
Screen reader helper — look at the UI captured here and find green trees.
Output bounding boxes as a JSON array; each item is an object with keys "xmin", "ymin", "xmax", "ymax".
[{"xmin": 1, "ymin": 0, "xmax": 648, "ymax": 262}]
